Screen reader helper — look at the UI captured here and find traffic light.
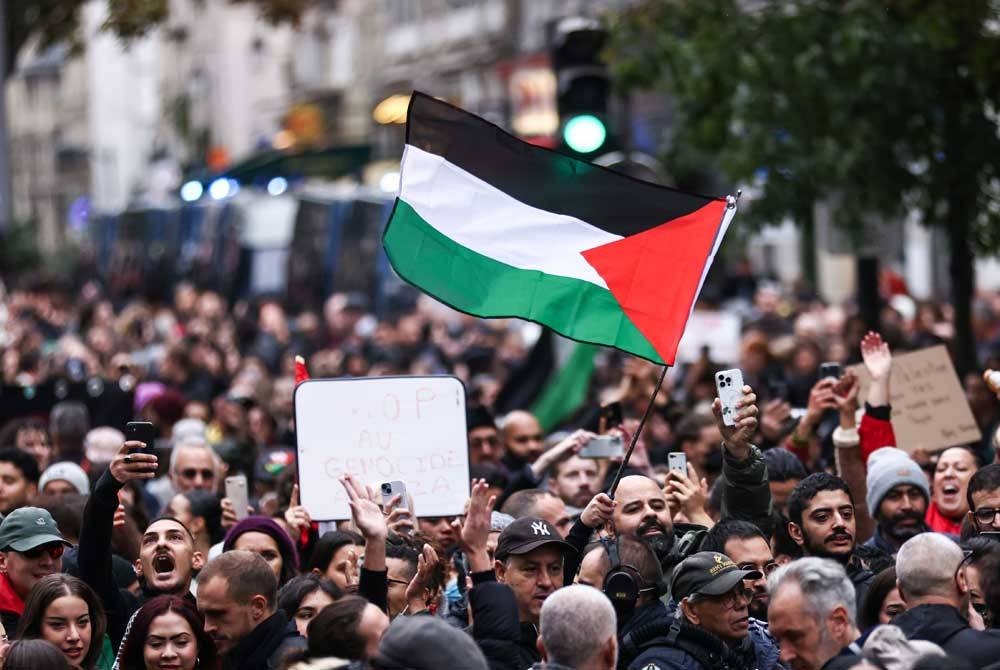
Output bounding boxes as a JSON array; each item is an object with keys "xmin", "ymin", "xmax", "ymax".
[{"xmin": 551, "ymin": 17, "xmax": 612, "ymax": 157}]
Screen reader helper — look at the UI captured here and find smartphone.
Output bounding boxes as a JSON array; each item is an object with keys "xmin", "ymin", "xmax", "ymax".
[
  {"xmin": 766, "ymin": 377, "xmax": 789, "ymax": 402},
  {"xmin": 668, "ymin": 452, "xmax": 687, "ymax": 475},
  {"xmin": 819, "ymin": 362, "xmax": 842, "ymax": 380},
  {"xmin": 579, "ymin": 434, "xmax": 624, "ymax": 459},
  {"xmin": 715, "ymin": 368, "xmax": 745, "ymax": 427},
  {"xmin": 599, "ymin": 401, "xmax": 624, "ymax": 433},
  {"xmin": 225, "ymin": 475, "xmax": 250, "ymax": 521},
  {"xmin": 66, "ymin": 357, "xmax": 87, "ymax": 382},
  {"xmin": 124, "ymin": 422, "xmax": 156, "ymax": 450},
  {"xmin": 380, "ymin": 481, "xmax": 408, "ymax": 510}
]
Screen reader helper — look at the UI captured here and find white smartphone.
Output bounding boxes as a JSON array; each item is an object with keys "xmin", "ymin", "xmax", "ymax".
[
  {"xmin": 668, "ymin": 452, "xmax": 688, "ymax": 475},
  {"xmin": 380, "ymin": 480, "xmax": 408, "ymax": 511},
  {"xmin": 225, "ymin": 475, "xmax": 249, "ymax": 521},
  {"xmin": 579, "ymin": 434, "xmax": 624, "ymax": 459},
  {"xmin": 715, "ymin": 368, "xmax": 746, "ymax": 427}
]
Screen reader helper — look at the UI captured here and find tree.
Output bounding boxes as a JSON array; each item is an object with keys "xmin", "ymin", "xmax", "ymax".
[
  {"xmin": 1, "ymin": 0, "xmax": 314, "ymax": 233},
  {"xmin": 607, "ymin": 0, "xmax": 1000, "ymax": 375},
  {"xmin": 5, "ymin": 0, "xmax": 314, "ymax": 79}
]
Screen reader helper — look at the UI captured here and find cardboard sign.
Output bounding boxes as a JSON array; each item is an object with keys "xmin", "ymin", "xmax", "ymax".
[
  {"xmin": 294, "ymin": 376, "xmax": 469, "ymax": 520},
  {"xmin": 850, "ymin": 345, "xmax": 981, "ymax": 453},
  {"xmin": 676, "ymin": 310, "xmax": 742, "ymax": 365}
]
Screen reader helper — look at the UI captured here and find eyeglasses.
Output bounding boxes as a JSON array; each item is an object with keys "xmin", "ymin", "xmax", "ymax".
[
  {"xmin": 21, "ymin": 544, "xmax": 65, "ymax": 560},
  {"xmin": 738, "ymin": 562, "xmax": 780, "ymax": 576},
  {"xmin": 973, "ymin": 508, "xmax": 1000, "ymax": 525},
  {"xmin": 699, "ymin": 585, "xmax": 755, "ymax": 609},
  {"xmin": 179, "ymin": 469, "xmax": 214, "ymax": 480},
  {"xmin": 469, "ymin": 436, "xmax": 498, "ymax": 448}
]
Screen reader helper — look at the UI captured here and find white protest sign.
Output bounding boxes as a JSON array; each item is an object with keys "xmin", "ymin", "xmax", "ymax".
[
  {"xmin": 294, "ymin": 376, "xmax": 469, "ymax": 520},
  {"xmin": 850, "ymin": 345, "xmax": 981, "ymax": 453},
  {"xmin": 676, "ymin": 310, "xmax": 742, "ymax": 365}
]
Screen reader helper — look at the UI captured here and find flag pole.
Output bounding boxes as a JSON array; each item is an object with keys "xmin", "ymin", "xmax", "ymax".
[
  {"xmin": 607, "ymin": 364, "xmax": 669, "ymax": 498},
  {"xmin": 606, "ymin": 190, "xmax": 738, "ymax": 497}
]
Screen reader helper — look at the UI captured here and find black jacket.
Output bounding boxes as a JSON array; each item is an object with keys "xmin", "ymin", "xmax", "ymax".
[
  {"xmin": 563, "ymin": 445, "xmax": 773, "ymax": 586},
  {"xmin": 469, "ymin": 571, "xmax": 540, "ymax": 670},
  {"xmin": 618, "ymin": 601, "xmax": 758, "ymax": 670},
  {"xmin": 893, "ymin": 603, "xmax": 1000, "ymax": 669},
  {"xmin": 222, "ymin": 612, "xmax": 305, "ymax": 670},
  {"xmin": 79, "ymin": 468, "xmax": 160, "ymax": 647},
  {"xmin": 845, "ymin": 555, "xmax": 874, "ymax": 622}
]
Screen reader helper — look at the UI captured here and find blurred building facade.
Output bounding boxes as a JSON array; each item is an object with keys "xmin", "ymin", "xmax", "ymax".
[{"xmin": 5, "ymin": 0, "xmax": 999, "ymax": 294}]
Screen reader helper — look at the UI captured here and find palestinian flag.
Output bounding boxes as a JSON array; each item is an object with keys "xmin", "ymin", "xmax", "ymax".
[{"xmin": 383, "ymin": 92, "xmax": 736, "ymax": 364}]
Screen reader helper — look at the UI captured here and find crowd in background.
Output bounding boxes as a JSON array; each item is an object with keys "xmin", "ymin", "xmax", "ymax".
[{"xmin": 0, "ymin": 264, "xmax": 1000, "ymax": 670}]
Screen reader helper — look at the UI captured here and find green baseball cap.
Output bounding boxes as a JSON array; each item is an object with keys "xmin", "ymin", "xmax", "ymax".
[{"xmin": 0, "ymin": 507, "xmax": 70, "ymax": 553}]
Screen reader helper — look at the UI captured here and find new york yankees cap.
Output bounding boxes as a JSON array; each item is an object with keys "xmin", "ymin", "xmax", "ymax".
[{"xmin": 494, "ymin": 516, "xmax": 574, "ymax": 561}]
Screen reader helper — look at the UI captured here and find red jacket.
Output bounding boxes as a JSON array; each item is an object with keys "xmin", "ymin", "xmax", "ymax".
[
  {"xmin": 0, "ymin": 572, "xmax": 25, "ymax": 632},
  {"xmin": 859, "ymin": 411, "xmax": 897, "ymax": 464}
]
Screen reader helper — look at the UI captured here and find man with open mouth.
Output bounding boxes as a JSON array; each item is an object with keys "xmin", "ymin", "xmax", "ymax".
[{"xmin": 78, "ymin": 440, "xmax": 205, "ymax": 649}]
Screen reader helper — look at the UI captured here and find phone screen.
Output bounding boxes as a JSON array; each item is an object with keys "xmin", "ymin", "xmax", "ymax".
[
  {"xmin": 125, "ymin": 422, "xmax": 156, "ymax": 450},
  {"xmin": 225, "ymin": 476, "xmax": 250, "ymax": 521}
]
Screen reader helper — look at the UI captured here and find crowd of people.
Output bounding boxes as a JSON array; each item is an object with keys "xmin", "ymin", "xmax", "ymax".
[{"xmin": 1, "ymin": 268, "xmax": 1000, "ymax": 670}]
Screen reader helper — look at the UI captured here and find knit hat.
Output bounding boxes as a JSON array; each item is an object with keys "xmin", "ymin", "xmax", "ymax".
[
  {"xmin": 373, "ymin": 615, "xmax": 488, "ymax": 670},
  {"xmin": 222, "ymin": 516, "xmax": 299, "ymax": 570},
  {"xmin": 866, "ymin": 447, "xmax": 930, "ymax": 516},
  {"xmin": 39, "ymin": 462, "xmax": 90, "ymax": 495}
]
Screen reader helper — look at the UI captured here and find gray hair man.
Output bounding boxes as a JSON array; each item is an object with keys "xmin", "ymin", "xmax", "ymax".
[
  {"xmin": 892, "ymin": 533, "xmax": 1000, "ymax": 667},
  {"xmin": 767, "ymin": 557, "xmax": 860, "ymax": 670},
  {"xmin": 534, "ymin": 585, "xmax": 617, "ymax": 670}
]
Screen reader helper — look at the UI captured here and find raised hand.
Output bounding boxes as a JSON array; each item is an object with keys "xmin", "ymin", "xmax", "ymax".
[
  {"xmin": 712, "ymin": 385, "xmax": 759, "ymax": 457},
  {"xmin": 330, "ymin": 547, "xmax": 360, "ymax": 588},
  {"xmin": 580, "ymin": 492, "xmax": 615, "ymax": 530},
  {"xmin": 220, "ymin": 497, "xmax": 254, "ymax": 530},
  {"xmin": 340, "ymin": 474, "xmax": 387, "ymax": 572},
  {"xmin": 861, "ymin": 331, "xmax": 892, "ymax": 380},
  {"xmin": 340, "ymin": 474, "xmax": 387, "ymax": 541},
  {"xmin": 404, "ymin": 544, "xmax": 439, "ymax": 613},
  {"xmin": 284, "ymin": 484, "xmax": 313, "ymax": 535},
  {"xmin": 805, "ymin": 378, "xmax": 839, "ymax": 423},
  {"xmin": 384, "ymin": 495, "xmax": 414, "ymax": 537},
  {"xmin": 451, "ymin": 479, "xmax": 496, "ymax": 572},
  {"xmin": 109, "ymin": 441, "xmax": 158, "ymax": 484},
  {"xmin": 832, "ymin": 369, "xmax": 860, "ymax": 426},
  {"xmin": 665, "ymin": 463, "xmax": 711, "ymax": 526},
  {"xmin": 531, "ymin": 429, "xmax": 596, "ymax": 480},
  {"xmin": 861, "ymin": 331, "xmax": 892, "ymax": 406},
  {"xmin": 759, "ymin": 399, "xmax": 792, "ymax": 443}
]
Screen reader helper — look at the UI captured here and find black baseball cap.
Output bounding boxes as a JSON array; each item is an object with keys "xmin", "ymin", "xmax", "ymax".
[
  {"xmin": 494, "ymin": 517, "xmax": 574, "ymax": 561},
  {"xmin": 670, "ymin": 551, "xmax": 763, "ymax": 601}
]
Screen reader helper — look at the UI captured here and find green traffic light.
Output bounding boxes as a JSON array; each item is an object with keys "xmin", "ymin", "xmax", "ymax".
[{"xmin": 563, "ymin": 115, "xmax": 607, "ymax": 154}]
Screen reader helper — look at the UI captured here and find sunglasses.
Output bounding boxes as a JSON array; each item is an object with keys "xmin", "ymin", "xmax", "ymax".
[
  {"xmin": 179, "ymin": 469, "xmax": 214, "ymax": 480},
  {"xmin": 21, "ymin": 544, "xmax": 65, "ymax": 560}
]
